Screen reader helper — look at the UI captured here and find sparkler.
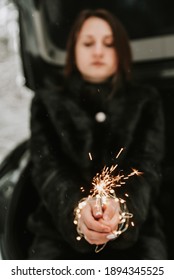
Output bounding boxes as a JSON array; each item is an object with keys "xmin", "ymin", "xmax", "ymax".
[
  {"xmin": 74, "ymin": 148, "xmax": 143, "ymax": 252},
  {"xmin": 89, "ymin": 148, "xmax": 142, "ymax": 205}
]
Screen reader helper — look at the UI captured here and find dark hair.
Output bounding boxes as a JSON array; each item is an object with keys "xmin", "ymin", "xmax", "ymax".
[{"xmin": 64, "ymin": 9, "xmax": 132, "ymax": 82}]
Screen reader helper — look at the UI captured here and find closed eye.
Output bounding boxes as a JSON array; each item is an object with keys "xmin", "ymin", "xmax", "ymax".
[
  {"xmin": 105, "ymin": 43, "xmax": 114, "ymax": 48},
  {"xmin": 83, "ymin": 42, "xmax": 94, "ymax": 47}
]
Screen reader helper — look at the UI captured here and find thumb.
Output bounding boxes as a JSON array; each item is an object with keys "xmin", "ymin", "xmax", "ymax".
[
  {"xmin": 103, "ymin": 199, "xmax": 118, "ymax": 221},
  {"xmin": 103, "ymin": 206, "xmax": 111, "ymax": 221}
]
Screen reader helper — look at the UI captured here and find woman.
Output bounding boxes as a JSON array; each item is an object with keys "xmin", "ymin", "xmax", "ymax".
[{"xmin": 27, "ymin": 9, "xmax": 167, "ymax": 259}]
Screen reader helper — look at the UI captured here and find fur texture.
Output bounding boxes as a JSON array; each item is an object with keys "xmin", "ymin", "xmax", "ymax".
[{"xmin": 28, "ymin": 75, "xmax": 167, "ymax": 259}]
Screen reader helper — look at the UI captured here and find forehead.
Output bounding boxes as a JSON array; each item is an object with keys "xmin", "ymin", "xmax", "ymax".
[{"xmin": 78, "ymin": 17, "xmax": 113, "ymax": 38}]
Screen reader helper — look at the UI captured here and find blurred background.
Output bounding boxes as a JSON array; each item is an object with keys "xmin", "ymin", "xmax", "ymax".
[
  {"xmin": 0, "ymin": 0, "xmax": 32, "ymax": 163},
  {"xmin": 1, "ymin": 0, "xmax": 174, "ymax": 164},
  {"xmin": 0, "ymin": 0, "xmax": 174, "ymax": 260},
  {"xmin": 1, "ymin": 0, "xmax": 174, "ymax": 165}
]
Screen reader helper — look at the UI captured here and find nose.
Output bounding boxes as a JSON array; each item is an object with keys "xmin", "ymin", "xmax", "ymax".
[{"xmin": 93, "ymin": 43, "xmax": 104, "ymax": 57}]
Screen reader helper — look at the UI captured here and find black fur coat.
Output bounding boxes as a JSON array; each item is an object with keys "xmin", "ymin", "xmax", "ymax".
[{"xmin": 28, "ymin": 75, "xmax": 167, "ymax": 259}]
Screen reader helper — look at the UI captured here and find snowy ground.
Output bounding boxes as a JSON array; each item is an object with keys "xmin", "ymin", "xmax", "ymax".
[
  {"xmin": 0, "ymin": 1, "xmax": 33, "ymax": 260},
  {"xmin": 0, "ymin": 40, "xmax": 33, "ymax": 164},
  {"xmin": 0, "ymin": 17, "xmax": 33, "ymax": 259},
  {"xmin": 0, "ymin": 1, "xmax": 33, "ymax": 163}
]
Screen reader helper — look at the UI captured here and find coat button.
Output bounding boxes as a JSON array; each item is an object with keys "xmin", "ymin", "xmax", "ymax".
[{"xmin": 95, "ymin": 112, "xmax": 106, "ymax": 122}]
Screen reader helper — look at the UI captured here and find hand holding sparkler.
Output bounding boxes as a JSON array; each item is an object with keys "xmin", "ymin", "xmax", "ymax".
[
  {"xmin": 75, "ymin": 198, "xmax": 113, "ymax": 245},
  {"xmin": 74, "ymin": 194, "xmax": 131, "ymax": 252},
  {"xmin": 74, "ymin": 148, "xmax": 142, "ymax": 252}
]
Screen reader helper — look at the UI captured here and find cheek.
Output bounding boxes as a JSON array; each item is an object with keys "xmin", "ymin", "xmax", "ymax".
[
  {"xmin": 76, "ymin": 56, "xmax": 86, "ymax": 73},
  {"xmin": 75, "ymin": 49, "xmax": 82, "ymax": 71},
  {"xmin": 110, "ymin": 52, "xmax": 118, "ymax": 72},
  {"xmin": 75, "ymin": 46, "xmax": 87, "ymax": 70}
]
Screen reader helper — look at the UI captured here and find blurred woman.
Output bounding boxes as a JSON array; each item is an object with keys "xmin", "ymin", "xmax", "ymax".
[{"xmin": 27, "ymin": 9, "xmax": 166, "ymax": 259}]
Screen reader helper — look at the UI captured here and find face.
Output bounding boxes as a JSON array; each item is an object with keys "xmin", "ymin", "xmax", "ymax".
[{"xmin": 75, "ymin": 17, "xmax": 118, "ymax": 83}]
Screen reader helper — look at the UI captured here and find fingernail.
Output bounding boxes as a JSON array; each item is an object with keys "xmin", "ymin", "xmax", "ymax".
[
  {"xmin": 106, "ymin": 233, "xmax": 116, "ymax": 240},
  {"xmin": 95, "ymin": 211, "xmax": 102, "ymax": 216}
]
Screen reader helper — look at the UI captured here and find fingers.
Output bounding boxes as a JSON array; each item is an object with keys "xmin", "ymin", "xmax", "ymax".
[
  {"xmin": 103, "ymin": 198, "xmax": 120, "ymax": 221},
  {"xmin": 80, "ymin": 222, "xmax": 110, "ymax": 245},
  {"xmin": 78, "ymin": 202, "xmax": 111, "ymax": 245},
  {"xmin": 98, "ymin": 198, "xmax": 120, "ymax": 229},
  {"xmin": 77, "ymin": 197, "xmax": 121, "ymax": 245},
  {"xmin": 80, "ymin": 203, "xmax": 111, "ymax": 233}
]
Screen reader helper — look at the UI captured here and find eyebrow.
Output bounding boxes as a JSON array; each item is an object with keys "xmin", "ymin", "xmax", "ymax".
[{"xmin": 81, "ymin": 34, "xmax": 113, "ymax": 39}]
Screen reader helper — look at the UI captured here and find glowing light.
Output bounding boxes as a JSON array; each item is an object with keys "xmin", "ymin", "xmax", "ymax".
[
  {"xmin": 74, "ymin": 148, "xmax": 143, "ymax": 252},
  {"xmin": 88, "ymin": 152, "xmax": 93, "ymax": 160},
  {"xmin": 90, "ymin": 165, "xmax": 143, "ymax": 201},
  {"xmin": 80, "ymin": 186, "xmax": 85, "ymax": 192},
  {"xmin": 116, "ymin": 147, "xmax": 124, "ymax": 158}
]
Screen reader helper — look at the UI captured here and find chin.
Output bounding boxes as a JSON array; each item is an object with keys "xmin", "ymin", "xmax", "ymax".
[{"xmin": 83, "ymin": 74, "xmax": 110, "ymax": 83}]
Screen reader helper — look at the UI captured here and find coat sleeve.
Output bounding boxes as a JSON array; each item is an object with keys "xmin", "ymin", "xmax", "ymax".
[
  {"xmin": 110, "ymin": 86, "xmax": 165, "ymax": 249},
  {"xmin": 29, "ymin": 94, "xmax": 93, "ymax": 253}
]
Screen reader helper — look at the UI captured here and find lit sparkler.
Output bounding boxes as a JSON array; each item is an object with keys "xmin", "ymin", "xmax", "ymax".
[
  {"xmin": 74, "ymin": 148, "xmax": 143, "ymax": 252},
  {"xmin": 90, "ymin": 165, "xmax": 123, "ymax": 201},
  {"xmin": 89, "ymin": 149, "xmax": 143, "ymax": 203}
]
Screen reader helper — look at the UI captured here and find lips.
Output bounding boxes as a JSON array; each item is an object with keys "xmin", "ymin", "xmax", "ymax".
[{"xmin": 92, "ymin": 61, "xmax": 105, "ymax": 66}]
